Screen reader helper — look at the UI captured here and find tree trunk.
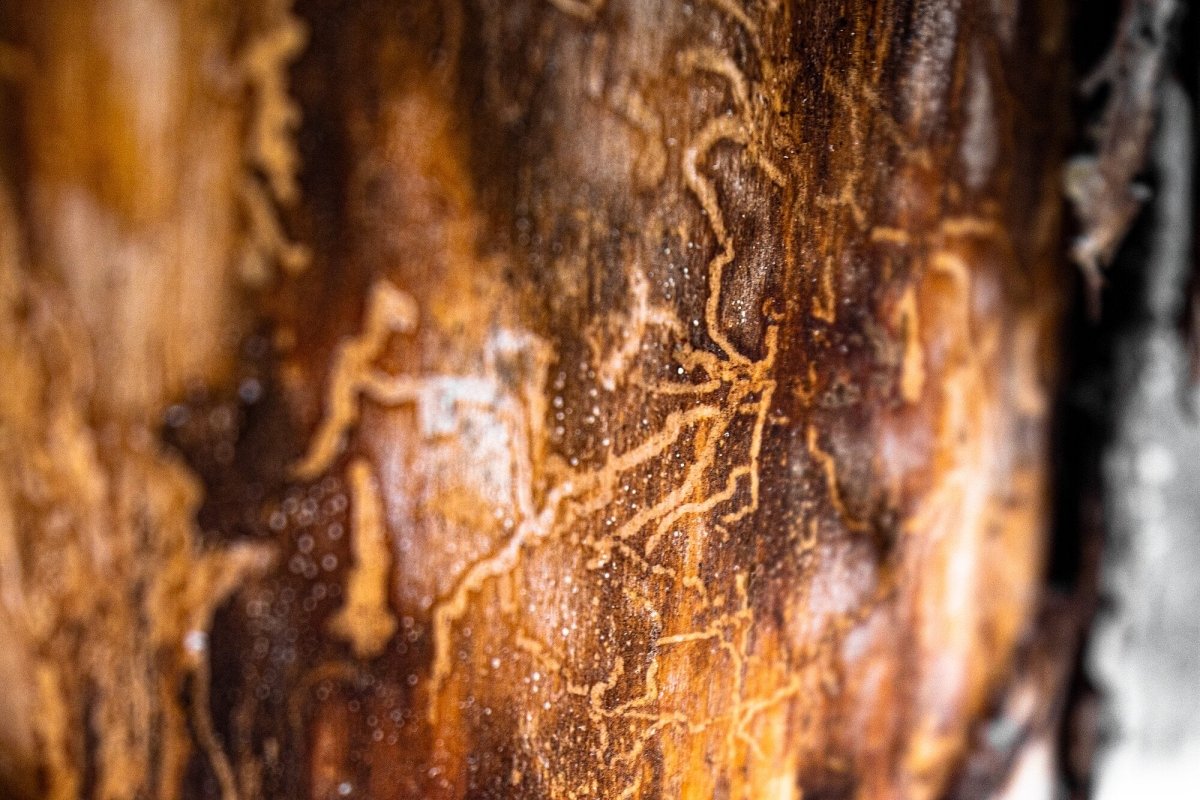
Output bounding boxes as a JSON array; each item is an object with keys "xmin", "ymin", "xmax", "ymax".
[{"xmin": 0, "ymin": 1, "xmax": 1072, "ymax": 798}]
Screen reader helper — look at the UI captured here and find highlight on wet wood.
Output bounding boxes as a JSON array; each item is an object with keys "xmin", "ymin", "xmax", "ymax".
[{"xmin": 2, "ymin": 0, "xmax": 1190, "ymax": 798}]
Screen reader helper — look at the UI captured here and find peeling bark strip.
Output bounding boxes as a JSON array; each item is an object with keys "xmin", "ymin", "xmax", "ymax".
[
  {"xmin": 0, "ymin": 1, "xmax": 1070, "ymax": 799},
  {"xmin": 1065, "ymin": 0, "xmax": 1181, "ymax": 309}
]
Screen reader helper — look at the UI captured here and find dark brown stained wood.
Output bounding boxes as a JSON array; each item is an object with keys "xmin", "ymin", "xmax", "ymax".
[{"xmin": 0, "ymin": 1, "xmax": 1071, "ymax": 799}]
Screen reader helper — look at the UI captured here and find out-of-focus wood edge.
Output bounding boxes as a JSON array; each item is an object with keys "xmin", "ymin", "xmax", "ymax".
[{"xmin": 0, "ymin": 2, "xmax": 301, "ymax": 798}]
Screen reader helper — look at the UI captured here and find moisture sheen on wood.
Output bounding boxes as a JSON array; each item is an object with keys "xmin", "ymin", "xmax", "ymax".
[{"xmin": 0, "ymin": 1, "xmax": 1070, "ymax": 799}]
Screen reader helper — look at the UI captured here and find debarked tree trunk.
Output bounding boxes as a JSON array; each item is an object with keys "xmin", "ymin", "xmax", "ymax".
[{"xmin": 0, "ymin": 0, "xmax": 1070, "ymax": 798}]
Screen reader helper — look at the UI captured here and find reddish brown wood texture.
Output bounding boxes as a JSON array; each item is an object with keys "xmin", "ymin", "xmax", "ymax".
[{"xmin": 0, "ymin": 1, "xmax": 1070, "ymax": 799}]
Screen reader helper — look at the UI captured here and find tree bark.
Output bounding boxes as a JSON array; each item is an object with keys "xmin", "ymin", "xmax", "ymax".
[{"xmin": 0, "ymin": 1, "xmax": 1071, "ymax": 798}]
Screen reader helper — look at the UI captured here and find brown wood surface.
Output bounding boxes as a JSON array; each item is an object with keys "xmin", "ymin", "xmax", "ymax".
[{"xmin": 0, "ymin": 1, "xmax": 1070, "ymax": 798}]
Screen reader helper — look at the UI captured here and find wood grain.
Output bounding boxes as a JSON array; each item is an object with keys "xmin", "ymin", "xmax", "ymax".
[{"xmin": 0, "ymin": 1, "xmax": 1071, "ymax": 798}]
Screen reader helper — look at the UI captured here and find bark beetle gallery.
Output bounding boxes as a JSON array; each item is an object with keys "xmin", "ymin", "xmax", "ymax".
[{"xmin": 0, "ymin": 1, "xmax": 1192, "ymax": 799}]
